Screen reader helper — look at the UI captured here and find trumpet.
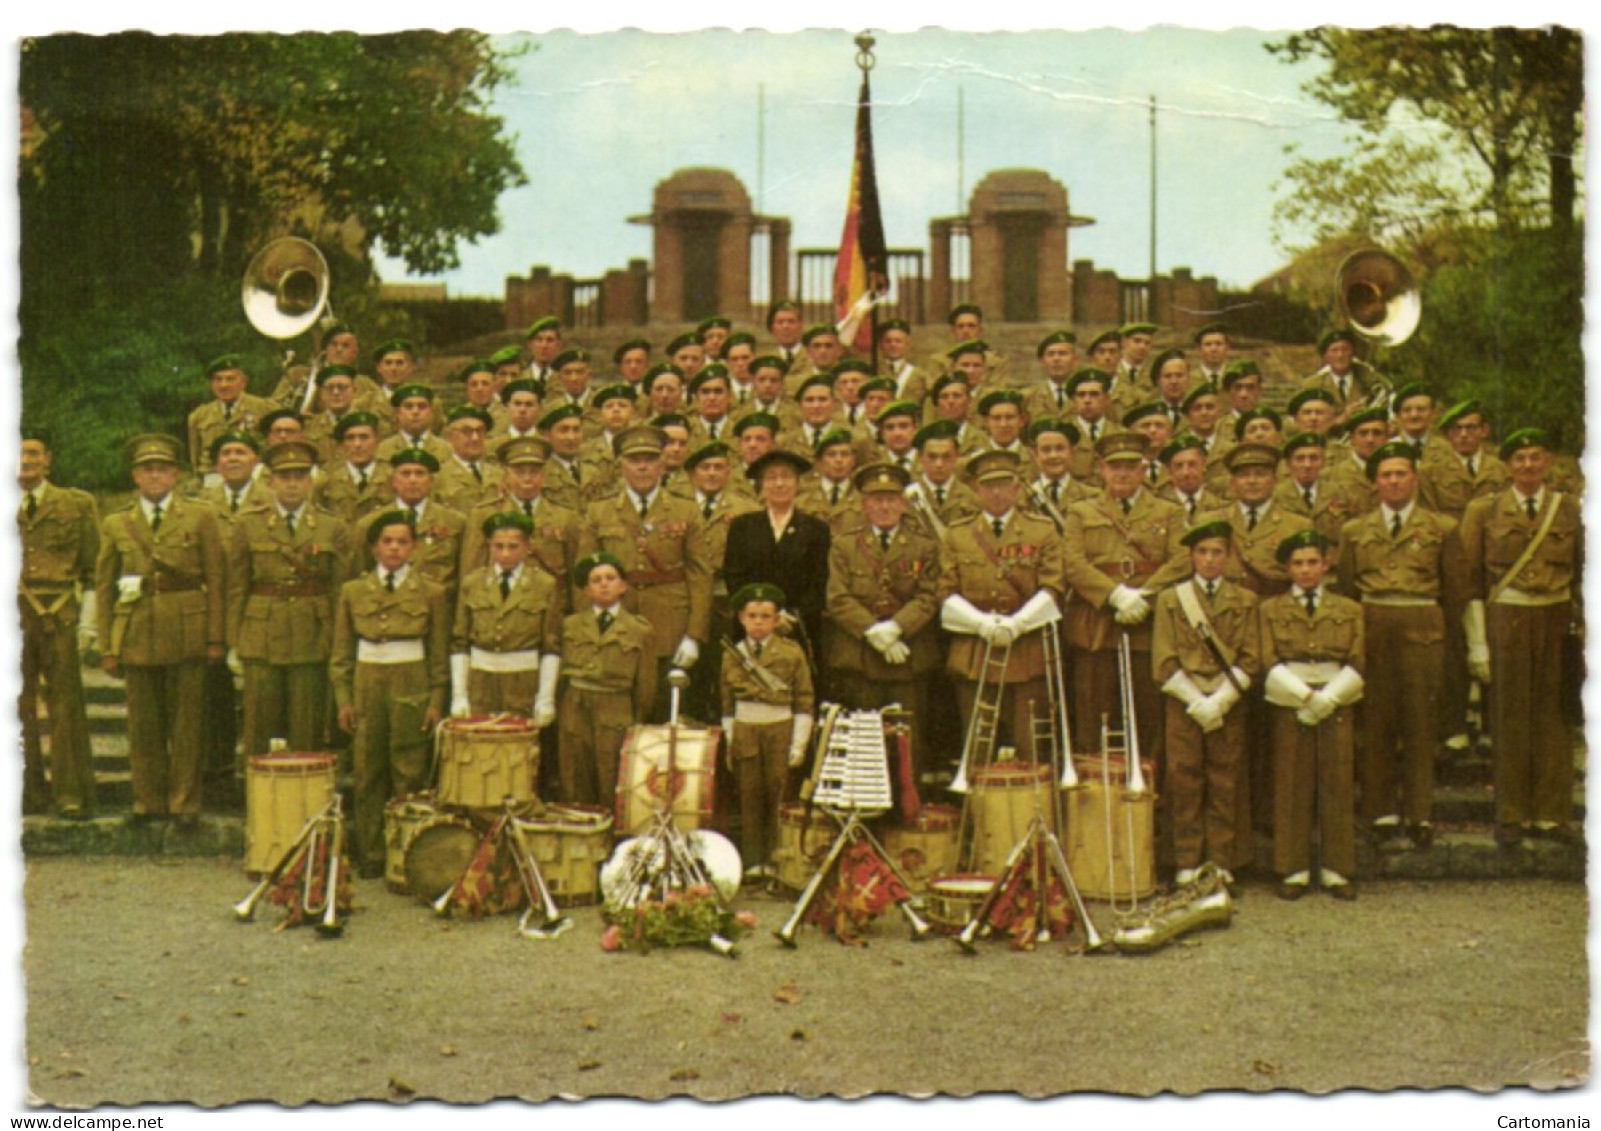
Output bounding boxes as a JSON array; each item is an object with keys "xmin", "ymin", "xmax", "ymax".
[
  {"xmin": 233, "ymin": 803, "xmax": 327, "ymax": 922},
  {"xmin": 506, "ymin": 804, "xmax": 572, "ymax": 940},
  {"xmin": 315, "ymin": 795, "xmax": 346, "ymax": 939},
  {"xmin": 1027, "ymin": 482, "xmax": 1067, "ymax": 535},
  {"xmin": 1116, "ymin": 632, "xmax": 1149, "ymax": 795},
  {"xmin": 903, "ymin": 482, "xmax": 948, "ymax": 541}
]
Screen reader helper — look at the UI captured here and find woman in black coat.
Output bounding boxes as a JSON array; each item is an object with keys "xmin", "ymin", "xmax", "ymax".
[{"xmin": 722, "ymin": 450, "xmax": 832, "ymax": 653}]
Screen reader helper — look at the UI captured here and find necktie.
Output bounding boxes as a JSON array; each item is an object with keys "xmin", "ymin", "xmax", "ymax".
[
  {"xmin": 1055, "ymin": 385, "xmax": 1067, "ymax": 409},
  {"xmin": 702, "ymin": 494, "xmax": 716, "ymax": 520},
  {"xmin": 150, "ymin": 503, "xmax": 163, "ymax": 532},
  {"xmin": 897, "ymin": 455, "xmax": 910, "ymax": 470},
  {"xmin": 284, "ymin": 512, "xmax": 296, "ymax": 537},
  {"xmin": 386, "ymin": 572, "xmax": 397, "ymax": 593},
  {"xmin": 1466, "ymin": 457, "xmax": 1477, "ymax": 479},
  {"xmin": 25, "ymin": 492, "xmax": 37, "ymax": 520},
  {"xmin": 935, "ymin": 485, "xmax": 946, "ymax": 507},
  {"xmin": 752, "ymin": 640, "xmax": 764, "ymax": 659},
  {"xmin": 570, "ymin": 462, "xmax": 582, "ymax": 486},
  {"xmin": 830, "ymin": 484, "xmax": 841, "ymax": 506},
  {"xmin": 1186, "ymin": 498, "xmax": 1196, "ymax": 521},
  {"xmin": 1121, "ymin": 498, "xmax": 1133, "ymax": 517},
  {"xmin": 409, "ymin": 506, "xmax": 421, "ymax": 527},
  {"xmin": 470, "ymin": 462, "xmax": 483, "ymax": 484},
  {"xmin": 1303, "ymin": 487, "xmax": 1315, "ymax": 508},
  {"xmin": 222, "ymin": 401, "xmax": 233, "ymax": 422},
  {"xmin": 1526, "ymin": 497, "xmax": 1538, "ymax": 520},
  {"xmin": 992, "ymin": 518, "xmax": 1005, "ymax": 539},
  {"xmin": 1089, "ymin": 422, "xmax": 1099, "ymax": 442},
  {"xmin": 500, "ymin": 572, "xmax": 512, "ymax": 601},
  {"xmin": 1246, "ymin": 506, "xmax": 1258, "ymax": 531},
  {"xmin": 1391, "ymin": 512, "xmax": 1403, "ymax": 538},
  {"xmin": 737, "ymin": 389, "xmax": 748, "ymax": 405},
  {"xmin": 1205, "ymin": 579, "xmax": 1217, "ymax": 601},
  {"xmin": 357, "ymin": 469, "xmax": 369, "ymax": 492},
  {"xmin": 1338, "ymin": 376, "xmax": 1349, "ymax": 402},
  {"xmin": 523, "ymin": 500, "xmax": 535, "ymax": 517},
  {"xmin": 708, "ymin": 422, "xmax": 719, "ymax": 441},
  {"xmin": 598, "ymin": 610, "xmax": 613, "ymax": 634},
  {"xmin": 879, "ymin": 529, "xmax": 891, "ymax": 552},
  {"xmin": 1048, "ymin": 481, "xmax": 1060, "ymax": 506},
  {"xmin": 1147, "ymin": 464, "xmax": 1160, "ymax": 485},
  {"xmin": 638, "ymin": 495, "xmax": 650, "ymax": 522},
  {"xmin": 1304, "ymin": 592, "xmax": 1317, "ymax": 617}
]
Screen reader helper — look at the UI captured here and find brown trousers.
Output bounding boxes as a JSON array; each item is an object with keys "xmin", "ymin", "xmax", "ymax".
[
  {"xmin": 557, "ymin": 686, "xmax": 633, "ymax": 808},
  {"xmin": 123, "ymin": 660, "xmax": 206, "ymax": 817},
  {"xmin": 242, "ymin": 661, "xmax": 328, "ymax": 758},
  {"xmin": 351, "ymin": 660, "xmax": 433, "ymax": 867},
  {"xmin": 1271, "ymin": 705, "xmax": 1355, "ymax": 879},
  {"xmin": 1164, "ymin": 698, "xmax": 1246, "ymax": 870},
  {"xmin": 1489, "ymin": 603, "xmax": 1573, "ymax": 825},
  {"xmin": 467, "ymin": 668, "xmax": 540, "ymax": 716},
  {"xmin": 20, "ymin": 602, "xmax": 97, "ymax": 813},
  {"xmin": 954, "ymin": 675, "xmax": 1051, "ymax": 766},
  {"xmin": 1358, "ymin": 605, "xmax": 1443, "ymax": 824},
  {"xmin": 729, "ymin": 716, "xmax": 792, "ymax": 868}
]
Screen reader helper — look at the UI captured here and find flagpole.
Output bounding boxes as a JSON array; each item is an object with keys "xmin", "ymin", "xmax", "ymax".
[{"xmin": 857, "ymin": 33, "xmax": 880, "ymax": 372}]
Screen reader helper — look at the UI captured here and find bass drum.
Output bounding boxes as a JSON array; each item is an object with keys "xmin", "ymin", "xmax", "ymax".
[
  {"xmin": 599, "ymin": 829, "xmax": 742, "ymax": 911},
  {"xmin": 402, "ymin": 815, "xmax": 482, "ymax": 904},
  {"xmin": 614, "ymin": 724, "xmax": 721, "ymax": 835}
]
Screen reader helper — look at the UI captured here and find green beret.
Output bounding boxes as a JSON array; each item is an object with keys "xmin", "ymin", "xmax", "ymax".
[
  {"xmin": 796, "ymin": 373, "xmax": 835, "ymax": 398},
  {"xmin": 1498, "ymin": 427, "xmax": 1550, "ymax": 462},
  {"xmin": 205, "ymin": 353, "xmax": 247, "ymax": 378},
  {"xmin": 732, "ymin": 412, "xmax": 780, "ymax": 437},
  {"xmin": 456, "ymin": 359, "xmax": 494, "ymax": 382},
  {"xmin": 500, "ymin": 378, "xmax": 543, "ymax": 404},
  {"xmin": 481, "ymin": 511, "xmax": 534, "ymax": 540},
  {"xmin": 978, "ymin": 389, "xmax": 1023, "ymax": 415},
  {"xmin": 1121, "ymin": 401, "xmax": 1168, "ymax": 428},
  {"xmin": 315, "ymin": 363, "xmax": 358, "ymax": 386},
  {"xmin": 1159, "ymin": 433, "xmax": 1207, "ymax": 464},
  {"xmin": 877, "ymin": 400, "xmax": 922, "ymax": 425},
  {"xmin": 749, "ymin": 355, "xmax": 788, "ymax": 375},
  {"xmin": 1275, "ymin": 528, "xmax": 1331, "ymax": 564},
  {"xmin": 746, "ymin": 450, "xmax": 811, "ymax": 480},
  {"xmin": 332, "ymin": 411, "xmax": 380, "ymax": 440},
  {"xmin": 1282, "ymin": 431, "xmax": 1328, "ymax": 457},
  {"xmin": 319, "ymin": 321, "xmax": 354, "ymax": 344},
  {"xmin": 683, "ymin": 441, "xmax": 733, "ymax": 470},
  {"xmin": 643, "ymin": 363, "xmax": 686, "ymax": 393},
  {"xmin": 1365, "ymin": 440, "xmax": 1418, "ymax": 480},
  {"xmin": 372, "ymin": 338, "xmax": 415, "ymax": 364},
  {"xmin": 930, "ymin": 373, "xmax": 968, "ymax": 399},
  {"xmin": 1119, "ymin": 321, "xmax": 1158, "ymax": 337},
  {"xmin": 1287, "ymin": 388, "xmax": 1336, "ymax": 416},
  {"xmin": 1233, "ymin": 407, "xmax": 1282, "ymax": 441},
  {"xmin": 731, "ymin": 582, "xmax": 787, "ymax": 611},
  {"xmin": 859, "ymin": 376, "xmax": 897, "ymax": 398},
  {"xmin": 445, "ymin": 405, "xmax": 493, "ymax": 430},
  {"xmin": 389, "ymin": 382, "xmax": 433, "ymax": 408},
  {"xmin": 572, "ymin": 551, "xmax": 624, "ymax": 587},
  {"xmin": 1389, "ymin": 382, "xmax": 1433, "ymax": 411},
  {"xmin": 1150, "ymin": 348, "xmax": 1188, "ymax": 376},
  {"xmin": 877, "ymin": 318, "xmax": 911, "ymax": 338},
  {"xmin": 688, "ymin": 366, "xmax": 730, "ymax": 393},
  {"xmin": 765, "ymin": 300, "xmax": 800, "ymax": 328},
  {"xmin": 209, "ymin": 429, "xmax": 260, "ymax": 461},
  {"xmin": 1192, "ymin": 322, "xmax": 1230, "ymax": 344},
  {"xmin": 257, "ymin": 408, "xmax": 301, "ymax": 436},
  {"xmin": 1087, "ymin": 329, "xmax": 1121, "ymax": 352},
  {"xmin": 1181, "ymin": 519, "xmax": 1233, "ymax": 547},
  {"xmin": 946, "ymin": 303, "xmax": 983, "ymax": 324},
  {"xmin": 696, "ymin": 316, "xmax": 732, "ymax": 333},
  {"xmin": 388, "ymin": 447, "xmax": 440, "ymax": 473},
  {"xmin": 665, "ymin": 332, "xmax": 702, "ymax": 357},
  {"xmin": 553, "ymin": 347, "xmax": 591, "ymax": 370},
  {"xmin": 651, "ymin": 413, "xmax": 690, "ymax": 431},
  {"xmin": 1221, "ymin": 360, "xmax": 1261, "ymax": 387},
  {"xmin": 1344, "ymin": 405, "xmax": 1388, "ymax": 432},
  {"xmin": 1316, "ymin": 329, "xmax": 1357, "ymax": 354},
  {"xmin": 612, "ymin": 338, "xmax": 651, "ymax": 363},
  {"xmin": 801, "ymin": 324, "xmax": 838, "ymax": 345},
  {"xmin": 831, "ymin": 358, "xmax": 874, "ymax": 379},
  {"xmin": 1036, "ymin": 329, "xmax": 1077, "ymax": 357},
  {"xmin": 814, "ymin": 427, "xmax": 857, "ymax": 453},
  {"xmin": 1066, "ymin": 368, "xmax": 1109, "ymax": 396},
  {"xmin": 946, "ymin": 340, "xmax": 988, "ymax": 361},
  {"xmin": 724, "ymin": 331, "xmax": 756, "ymax": 351},
  {"xmin": 1180, "ymin": 382, "xmax": 1219, "ymax": 413},
  {"xmin": 593, "ymin": 383, "xmax": 637, "ymax": 408},
  {"xmin": 525, "ymin": 316, "xmax": 561, "ymax": 338},
  {"xmin": 537, "ymin": 403, "xmax": 584, "ymax": 431},
  {"xmin": 913, "ymin": 420, "xmax": 962, "ymax": 450},
  {"xmin": 488, "ymin": 345, "xmax": 523, "ymax": 368},
  {"xmin": 1026, "ymin": 418, "xmax": 1082, "ymax": 447},
  {"xmin": 1437, "ymin": 399, "xmax": 1485, "ymax": 431},
  {"xmin": 365, "ymin": 509, "xmax": 416, "ymax": 546}
]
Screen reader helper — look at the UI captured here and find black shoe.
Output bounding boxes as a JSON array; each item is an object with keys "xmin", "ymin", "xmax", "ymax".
[
  {"xmin": 1327, "ymin": 883, "xmax": 1357, "ymax": 902},
  {"xmin": 1409, "ymin": 823, "xmax": 1434, "ymax": 851},
  {"xmin": 1276, "ymin": 881, "xmax": 1308, "ymax": 901}
]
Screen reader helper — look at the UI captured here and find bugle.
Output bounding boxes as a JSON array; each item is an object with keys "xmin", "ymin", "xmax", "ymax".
[{"xmin": 1116, "ymin": 632, "xmax": 1148, "ymax": 795}]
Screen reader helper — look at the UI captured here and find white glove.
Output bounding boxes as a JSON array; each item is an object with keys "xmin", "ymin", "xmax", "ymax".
[
  {"xmin": 987, "ymin": 615, "xmax": 1019, "ymax": 647},
  {"xmin": 671, "ymin": 635, "xmax": 700, "ymax": 668},
  {"xmin": 864, "ymin": 620, "xmax": 903, "ymax": 653},
  {"xmin": 1297, "ymin": 690, "xmax": 1338, "ymax": 727},
  {"xmin": 1161, "ymin": 669, "xmax": 1206, "ymax": 707},
  {"xmin": 77, "ymin": 590, "xmax": 99, "ymax": 654},
  {"xmin": 531, "ymin": 653, "xmax": 560, "ymax": 728},
  {"xmin": 1264, "ymin": 664, "xmax": 1316, "ymax": 709},
  {"xmin": 1011, "ymin": 590, "xmax": 1062, "ymax": 634},
  {"xmin": 1107, "ymin": 584, "xmax": 1151, "ymax": 625},
  {"xmin": 881, "ymin": 641, "xmax": 911, "ymax": 665},
  {"xmin": 449, "ymin": 653, "xmax": 471, "ymax": 717},
  {"xmin": 941, "ymin": 594, "xmax": 989, "ymax": 635},
  {"xmin": 1321, "ymin": 665, "xmax": 1366, "ymax": 709},
  {"xmin": 788, "ymin": 713, "xmax": 814, "ymax": 768},
  {"xmin": 1463, "ymin": 600, "xmax": 1491, "ymax": 684},
  {"xmin": 116, "ymin": 574, "xmax": 144, "ymax": 604},
  {"xmin": 226, "ymin": 647, "xmax": 245, "ymax": 691},
  {"xmin": 1188, "ymin": 698, "xmax": 1225, "ymax": 732},
  {"xmin": 721, "ymin": 717, "xmax": 736, "ymax": 747},
  {"xmin": 1208, "ymin": 676, "xmax": 1244, "ymax": 719}
]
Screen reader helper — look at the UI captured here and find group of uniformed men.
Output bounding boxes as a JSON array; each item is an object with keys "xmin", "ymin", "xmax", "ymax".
[{"xmin": 18, "ymin": 303, "xmax": 1583, "ymax": 896}]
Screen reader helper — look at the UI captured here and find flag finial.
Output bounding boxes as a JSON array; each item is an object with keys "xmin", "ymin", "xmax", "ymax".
[{"xmin": 855, "ymin": 33, "xmax": 876, "ymax": 72}]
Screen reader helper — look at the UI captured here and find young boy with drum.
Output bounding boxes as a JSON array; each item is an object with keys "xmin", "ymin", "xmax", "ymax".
[
  {"xmin": 330, "ymin": 510, "xmax": 451, "ymax": 877},
  {"xmin": 449, "ymin": 511, "xmax": 563, "ymax": 725},
  {"xmin": 1259, "ymin": 529, "xmax": 1365, "ymax": 902},
  {"xmin": 720, "ymin": 582, "xmax": 815, "ymax": 881},
  {"xmin": 557, "ymin": 553, "xmax": 657, "ymax": 807},
  {"xmin": 1151, "ymin": 519, "xmax": 1260, "ymax": 889}
]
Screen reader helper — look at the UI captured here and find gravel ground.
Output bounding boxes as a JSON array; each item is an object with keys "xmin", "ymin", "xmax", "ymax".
[{"xmin": 20, "ymin": 857, "xmax": 1590, "ymax": 1107}]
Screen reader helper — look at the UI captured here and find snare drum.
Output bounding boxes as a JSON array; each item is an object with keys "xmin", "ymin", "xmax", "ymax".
[
  {"xmin": 773, "ymin": 803, "xmax": 836, "ymax": 893},
  {"xmin": 925, "ymin": 873, "xmax": 997, "ymax": 934},
  {"xmin": 513, "ymin": 804, "xmax": 614, "ymax": 906},
  {"xmin": 1065, "ymin": 754, "xmax": 1157, "ymax": 901},
  {"xmin": 244, "ymin": 752, "xmax": 336, "ymax": 875},
  {"xmin": 883, "ymin": 803, "xmax": 959, "ymax": 894},
  {"xmin": 402, "ymin": 814, "xmax": 482, "ymax": 903},
  {"xmin": 384, "ymin": 794, "xmax": 444, "ymax": 894},
  {"xmin": 969, "ymin": 761, "xmax": 1057, "ymax": 875},
  {"xmin": 435, "ymin": 715, "xmax": 539, "ymax": 811},
  {"xmin": 614, "ymin": 724, "xmax": 721, "ymax": 835}
]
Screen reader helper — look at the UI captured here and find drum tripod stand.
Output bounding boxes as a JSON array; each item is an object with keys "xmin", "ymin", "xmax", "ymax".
[{"xmin": 429, "ymin": 796, "xmax": 573, "ymax": 939}]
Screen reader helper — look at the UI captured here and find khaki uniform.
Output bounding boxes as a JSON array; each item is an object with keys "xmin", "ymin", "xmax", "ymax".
[
  {"xmin": 1259, "ymin": 588, "xmax": 1364, "ymax": 880},
  {"xmin": 1273, "ymin": 476, "xmax": 1369, "ymax": 553},
  {"xmin": 1300, "ymin": 365, "xmax": 1379, "ymax": 413},
  {"xmin": 19, "ymin": 482, "xmax": 100, "ymax": 814},
  {"xmin": 452, "ymin": 565, "xmax": 563, "ymax": 714},
  {"xmin": 1151, "ymin": 578, "xmax": 1261, "ymax": 870},
  {"xmin": 1157, "ymin": 484, "xmax": 1230, "ymax": 527},
  {"xmin": 1458, "ymin": 488, "xmax": 1583, "ymax": 828},
  {"xmin": 797, "ymin": 476, "xmax": 863, "ymax": 533},
  {"xmin": 459, "ymin": 496, "xmax": 583, "ymax": 612},
  {"xmin": 909, "ymin": 475, "xmax": 982, "ymax": 535},
  {"xmin": 730, "ymin": 398, "xmax": 803, "ymax": 435},
  {"xmin": 187, "ymin": 394, "xmax": 275, "ymax": 475},
  {"xmin": 558, "ymin": 606, "xmax": 657, "ymax": 805},
  {"xmin": 199, "ymin": 477, "xmax": 276, "ymax": 518},
  {"xmin": 882, "ymin": 361, "xmax": 932, "ymax": 408},
  {"xmin": 1065, "ymin": 418, "xmax": 1124, "ymax": 480},
  {"xmin": 302, "ymin": 411, "xmax": 360, "ymax": 469},
  {"xmin": 433, "ymin": 456, "xmax": 505, "ymax": 517},
  {"xmin": 374, "ymin": 431, "xmax": 453, "ymax": 467},
  {"xmin": 313, "ymin": 462, "xmax": 395, "ymax": 525},
  {"xmin": 542, "ymin": 452, "xmax": 615, "ymax": 513},
  {"xmin": 579, "ymin": 491, "xmax": 713, "ymax": 667},
  {"xmin": 1022, "ymin": 380, "xmax": 1077, "ymax": 424},
  {"xmin": 721, "ymin": 634, "xmax": 814, "ymax": 867},
  {"xmin": 1201, "ymin": 501, "xmax": 1314, "ymax": 597},
  {"xmin": 355, "ymin": 500, "xmax": 467, "ymax": 599},
  {"xmin": 937, "ymin": 511, "xmax": 1064, "ymax": 761},
  {"xmin": 226, "ymin": 504, "xmax": 353, "ymax": 757},
  {"xmin": 329, "ymin": 569, "xmax": 451, "ymax": 867},
  {"xmin": 1060, "ymin": 491, "xmax": 1191, "ymax": 753},
  {"xmin": 95, "ymin": 495, "xmax": 226, "ymax": 817}
]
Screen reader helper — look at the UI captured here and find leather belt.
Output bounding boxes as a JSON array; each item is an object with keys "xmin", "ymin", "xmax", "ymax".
[
  {"xmin": 147, "ymin": 575, "xmax": 204, "ymax": 594},
  {"xmin": 628, "ymin": 568, "xmax": 686, "ymax": 588}
]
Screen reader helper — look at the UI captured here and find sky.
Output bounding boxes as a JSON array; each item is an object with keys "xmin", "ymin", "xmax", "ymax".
[{"xmin": 374, "ymin": 27, "xmax": 1356, "ymax": 299}]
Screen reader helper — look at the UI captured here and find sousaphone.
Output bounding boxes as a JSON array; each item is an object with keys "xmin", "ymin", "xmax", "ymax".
[
  {"xmin": 242, "ymin": 237, "xmax": 332, "ymax": 340},
  {"xmin": 1335, "ymin": 248, "xmax": 1420, "ymax": 348}
]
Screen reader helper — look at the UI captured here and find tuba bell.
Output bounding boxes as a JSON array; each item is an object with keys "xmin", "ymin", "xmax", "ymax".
[
  {"xmin": 1335, "ymin": 248, "xmax": 1420, "ymax": 348},
  {"xmin": 242, "ymin": 237, "xmax": 332, "ymax": 340}
]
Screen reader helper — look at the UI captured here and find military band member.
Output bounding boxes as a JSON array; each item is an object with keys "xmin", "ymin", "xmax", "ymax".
[
  {"xmin": 558, "ymin": 552, "xmax": 657, "ymax": 805},
  {"xmin": 544, "ymin": 348, "xmax": 602, "ymax": 433},
  {"xmin": 314, "ymin": 412, "xmax": 393, "ymax": 524},
  {"xmin": 1024, "ymin": 418, "xmax": 1097, "ymax": 529},
  {"xmin": 937, "ymin": 449, "xmax": 1065, "ymax": 762},
  {"xmin": 1065, "ymin": 369, "xmax": 1123, "ymax": 479},
  {"xmin": 539, "ymin": 403, "xmax": 609, "ymax": 512},
  {"xmin": 1193, "ymin": 322, "xmax": 1232, "ymax": 385},
  {"xmin": 765, "ymin": 300, "xmax": 805, "ymax": 369},
  {"xmin": 938, "ymin": 303, "xmax": 1010, "ymax": 385},
  {"xmin": 1157, "ymin": 434, "xmax": 1227, "ymax": 525},
  {"xmin": 95, "ymin": 434, "xmax": 226, "ymax": 825},
  {"xmin": 1149, "ymin": 349, "xmax": 1191, "ymax": 428},
  {"xmin": 797, "ymin": 428, "xmax": 861, "ymax": 531},
  {"xmin": 524, "ymin": 316, "xmax": 563, "ymax": 383},
  {"xmin": 666, "ymin": 332, "xmax": 707, "ymax": 382},
  {"xmin": 614, "ymin": 338, "xmax": 653, "ymax": 390},
  {"xmin": 730, "ymin": 411, "xmax": 780, "ymax": 490},
  {"xmin": 784, "ymin": 324, "xmax": 841, "ymax": 392},
  {"xmin": 1260, "ymin": 529, "xmax": 1365, "ymax": 900},
  {"xmin": 258, "ymin": 407, "xmax": 308, "ymax": 451},
  {"xmin": 434, "ymin": 406, "xmax": 503, "ymax": 516},
  {"xmin": 724, "ymin": 449, "xmax": 832, "ymax": 653},
  {"xmin": 19, "ymin": 427, "xmax": 99, "ymax": 817},
  {"xmin": 375, "ymin": 383, "xmax": 451, "ymax": 465},
  {"xmin": 500, "ymin": 377, "xmax": 546, "ymax": 440},
  {"xmin": 1086, "ymin": 328, "xmax": 1122, "ymax": 376},
  {"xmin": 202, "ymin": 430, "xmax": 273, "ymax": 516},
  {"xmin": 698, "ymin": 315, "xmax": 732, "ymax": 361},
  {"xmin": 655, "ymin": 414, "xmax": 694, "ymax": 499},
  {"xmin": 1233, "ymin": 407, "xmax": 1284, "ymax": 449},
  {"xmin": 189, "ymin": 354, "xmax": 274, "ymax": 478},
  {"xmin": 449, "ymin": 512, "xmax": 563, "ymax": 723},
  {"xmin": 459, "ymin": 435, "xmax": 582, "ymax": 611},
  {"xmin": 371, "ymin": 339, "xmax": 422, "ymax": 408},
  {"xmin": 1180, "ymin": 382, "xmax": 1234, "ymax": 489},
  {"xmin": 1220, "ymin": 360, "xmax": 1265, "ymax": 436},
  {"xmin": 731, "ymin": 357, "xmax": 801, "ymax": 433},
  {"xmin": 270, "ymin": 321, "xmax": 366, "ymax": 408},
  {"xmin": 1152, "ymin": 520, "xmax": 1259, "ymax": 882},
  {"xmin": 687, "ymin": 365, "xmax": 736, "ymax": 444},
  {"xmin": 1117, "ymin": 321, "xmax": 1158, "ymax": 386},
  {"xmin": 1458, "ymin": 428, "xmax": 1583, "ymax": 846},
  {"xmin": 1388, "ymin": 382, "xmax": 1450, "ymax": 463},
  {"xmin": 976, "ymin": 390, "xmax": 1036, "ymax": 477},
  {"xmin": 722, "ymin": 332, "xmax": 756, "ymax": 404},
  {"xmin": 944, "ymin": 341, "xmax": 1001, "ymax": 408},
  {"xmin": 355, "ymin": 448, "xmax": 467, "ymax": 598},
  {"xmin": 871, "ymin": 399, "xmax": 923, "ymax": 474},
  {"xmin": 1275, "ymin": 431, "xmax": 1366, "ymax": 550},
  {"xmin": 582, "ymin": 384, "xmax": 641, "ymax": 477},
  {"xmin": 226, "ymin": 440, "xmax": 352, "ymax": 758},
  {"xmin": 1323, "ymin": 405, "xmax": 1388, "ymax": 511},
  {"xmin": 780, "ymin": 374, "xmax": 840, "ymax": 456},
  {"xmin": 907, "ymin": 420, "xmax": 982, "ymax": 535},
  {"xmin": 1302, "ymin": 329, "xmax": 1377, "ymax": 427},
  {"xmin": 925, "ymin": 375, "xmax": 987, "ymax": 449},
  {"xmin": 832, "ymin": 359, "xmax": 872, "ymax": 430},
  {"xmin": 1122, "ymin": 403, "xmax": 1176, "ymax": 493},
  {"xmin": 301, "ymin": 364, "xmax": 371, "ymax": 466},
  {"xmin": 579, "ymin": 426, "xmax": 713, "ymax": 717},
  {"xmin": 458, "ymin": 358, "xmax": 511, "ymax": 437},
  {"xmin": 490, "ymin": 345, "xmax": 528, "ymax": 392},
  {"xmin": 332, "ymin": 511, "xmax": 450, "ymax": 875},
  {"xmin": 1286, "ymin": 388, "xmax": 1338, "ymax": 438},
  {"xmin": 683, "ymin": 440, "xmax": 763, "ymax": 723},
  {"xmin": 1207, "ymin": 442, "xmax": 1313, "ymax": 596},
  {"xmin": 877, "ymin": 318, "xmax": 930, "ymax": 405},
  {"xmin": 722, "ymin": 582, "xmax": 815, "ymax": 877},
  {"xmin": 1024, "ymin": 330, "xmax": 1080, "ymax": 421},
  {"xmin": 823, "ymin": 463, "xmax": 942, "ymax": 775}
]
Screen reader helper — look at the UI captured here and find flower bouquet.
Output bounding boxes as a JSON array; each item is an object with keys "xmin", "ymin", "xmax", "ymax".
[{"xmin": 601, "ymin": 884, "xmax": 756, "ymax": 958}]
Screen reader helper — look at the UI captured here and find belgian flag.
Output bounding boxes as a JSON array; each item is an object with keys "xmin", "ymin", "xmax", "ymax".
[{"xmin": 833, "ymin": 63, "xmax": 888, "ymax": 357}]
